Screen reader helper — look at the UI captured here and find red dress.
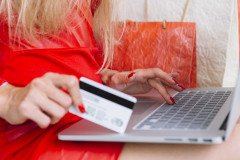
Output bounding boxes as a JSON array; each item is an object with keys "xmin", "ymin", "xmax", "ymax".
[{"xmin": 0, "ymin": 0, "xmax": 123, "ymax": 159}]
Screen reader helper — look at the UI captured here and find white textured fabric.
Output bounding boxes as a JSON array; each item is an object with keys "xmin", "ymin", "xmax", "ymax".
[{"xmin": 115, "ymin": 0, "xmax": 239, "ymax": 87}]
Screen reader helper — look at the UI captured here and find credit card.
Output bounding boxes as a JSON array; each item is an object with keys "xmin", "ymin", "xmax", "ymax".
[{"xmin": 69, "ymin": 77, "xmax": 137, "ymax": 133}]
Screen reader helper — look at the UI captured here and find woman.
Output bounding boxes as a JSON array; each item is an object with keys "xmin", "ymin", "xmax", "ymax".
[{"xmin": 0, "ymin": 0, "xmax": 184, "ymax": 159}]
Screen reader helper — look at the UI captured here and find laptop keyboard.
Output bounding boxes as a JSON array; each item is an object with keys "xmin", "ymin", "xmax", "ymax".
[{"xmin": 134, "ymin": 90, "xmax": 232, "ymax": 130}]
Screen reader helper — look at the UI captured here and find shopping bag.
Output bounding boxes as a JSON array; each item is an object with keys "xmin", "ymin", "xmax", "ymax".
[
  {"xmin": 115, "ymin": 0, "xmax": 239, "ymax": 87},
  {"xmin": 112, "ymin": 21, "xmax": 197, "ymax": 88}
]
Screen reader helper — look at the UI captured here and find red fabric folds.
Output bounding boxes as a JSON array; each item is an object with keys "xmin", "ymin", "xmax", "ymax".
[
  {"xmin": 0, "ymin": 47, "xmax": 124, "ymax": 159},
  {"xmin": 1, "ymin": 48, "xmax": 102, "ymax": 87},
  {"xmin": 0, "ymin": 0, "xmax": 123, "ymax": 159},
  {"xmin": 0, "ymin": 114, "xmax": 123, "ymax": 160}
]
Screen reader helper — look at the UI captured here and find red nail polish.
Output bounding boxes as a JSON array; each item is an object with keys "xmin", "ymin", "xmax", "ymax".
[
  {"xmin": 128, "ymin": 72, "xmax": 136, "ymax": 79},
  {"xmin": 178, "ymin": 84, "xmax": 186, "ymax": 90},
  {"xmin": 173, "ymin": 78, "xmax": 179, "ymax": 84},
  {"xmin": 106, "ymin": 79, "xmax": 111, "ymax": 86},
  {"xmin": 170, "ymin": 97, "xmax": 176, "ymax": 104},
  {"xmin": 62, "ymin": 89, "xmax": 69, "ymax": 94},
  {"xmin": 78, "ymin": 105, "xmax": 86, "ymax": 113}
]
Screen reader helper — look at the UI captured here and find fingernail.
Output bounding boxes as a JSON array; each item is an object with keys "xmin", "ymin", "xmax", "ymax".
[
  {"xmin": 177, "ymin": 84, "xmax": 185, "ymax": 90},
  {"xmin": 128, "ymin": 72, "xmax": 136, "ymax": 79},
  {"xmin": 78, "ymin": 105, "xmax": 86, "ymax": 113},
  {"xmin": 172, "ymin": 78, "xmax": 179, "ymax": 84},
  {"xmin": 62, "ymin": 89, "xmax": 69, "ymax": 94},
  {"xmin": 106, "ymin": 79, "xmax": 111, "ymax": 86},
  {"xmin": 170, "ymin": 97, "xmax": 176, "ymax": 104}
]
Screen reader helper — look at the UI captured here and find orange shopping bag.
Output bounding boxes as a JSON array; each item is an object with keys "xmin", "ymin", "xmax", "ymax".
[
  {"xmin": 112, "ymin": 21, "xmax": 196, "ymax": 88},
  {"xmin": 112, "ymin": 0, "xmax": 197, "ymax": 88}
]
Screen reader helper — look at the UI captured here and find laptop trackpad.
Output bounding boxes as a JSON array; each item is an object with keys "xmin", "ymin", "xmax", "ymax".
[{"xmin": 130, "ymin": 100, "xmax": 160, "ymax": 126}]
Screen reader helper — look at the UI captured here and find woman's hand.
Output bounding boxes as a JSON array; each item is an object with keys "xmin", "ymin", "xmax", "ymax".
[
  {"xmin": 100, "ymin": 68, "xmax": 185, "ymax": 104},
  {"xmin": 0, "ymin": 72, "xmax": 83, "ymax": 128}
]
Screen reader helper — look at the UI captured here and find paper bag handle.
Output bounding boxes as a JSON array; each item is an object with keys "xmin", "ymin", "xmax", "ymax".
[
  {"xmin": 145, "ymin": 0, "xmax": 191, "ymax": 22},
  {"xmin": 181, "ymin": 0, "xmax": 191, "ymax": 22}
]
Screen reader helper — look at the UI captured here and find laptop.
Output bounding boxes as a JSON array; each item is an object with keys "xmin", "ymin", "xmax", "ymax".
[{"xmin": 58, "ymin": 71, "xmax": 240, "ymax": 144}]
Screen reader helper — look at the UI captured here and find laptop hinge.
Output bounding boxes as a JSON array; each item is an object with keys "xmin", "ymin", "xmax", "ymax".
[{"xmin": 219, "ymin": 113, "xmax": 229, "ymax": 131}]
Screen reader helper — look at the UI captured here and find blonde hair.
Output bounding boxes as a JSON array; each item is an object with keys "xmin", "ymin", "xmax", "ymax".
[{"xmin": 0, "ymin": 0, "xmax": 120, "ymax": 70}]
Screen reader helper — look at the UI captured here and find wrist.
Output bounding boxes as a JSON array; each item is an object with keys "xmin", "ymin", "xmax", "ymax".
[{"xmin": 0, "ymin": 84, "xmax": 14, "ymax": 119}]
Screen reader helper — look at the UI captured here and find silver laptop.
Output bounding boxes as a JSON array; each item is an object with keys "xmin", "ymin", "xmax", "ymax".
[{"xmin": 58, "ymin": 71, "xmax": 240, "ymax": 144}]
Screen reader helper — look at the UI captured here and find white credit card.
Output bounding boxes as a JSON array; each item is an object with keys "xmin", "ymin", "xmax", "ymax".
[{"xmin": 69, "ymin": 77, "xmax": 137, "ymax": 133}]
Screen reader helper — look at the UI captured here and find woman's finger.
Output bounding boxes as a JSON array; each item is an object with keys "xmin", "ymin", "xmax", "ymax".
[
  {"xmin": 32, "ymin": 78, "xmax": 73, "ymax": 109},
  {"xmin": 147, "ymin": 79, "xmax": 175, "ymax": 104},
  {"xmin": 31, "ymin": 90, "xmax": 67, "ymax": 124},
  {"xmin": 158, "ymin": 78, "xmax": 185, "ymax": 92},
  {"xmin": 162, "ymin": 81, "xmax": 184, "ymax": 92},
  {"xmin": 128, "ymin": 68, "xmax": 176, "ymax": 85},
  {"xmin": 108, "ymin": 71, "xmax": 133, "ymax": 90},
  {"xmin": 155, "ymin": 72, "xmax": 184, "ymax": 92},
  {"xmin": 100, "ymin": 69, "xmax": 119, "ymax": 85},
  {"xmin": 39, "ymin": 100, "xmax": 67, "ymax": 125},
  {"xmin": 20, "ymin": 101, "xmax": 51, "ymax": 128},
  {"xmin": 105, "ymin": 69, "xmax": 177, "ymax": 90},
  {"xmin": 168, "ymin": 72, "xmax": 185, "ymax": 91},
  {"xmin": 170, "ymin": 72, "xmax": 179, "ymax": 78},
  {"xmin": 44, "ymin": 84, "xmax": 72, "ymax": 109},
  {"xmin": 44, "ymin": 73, "xmax": 82, "ymax": 108}
]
